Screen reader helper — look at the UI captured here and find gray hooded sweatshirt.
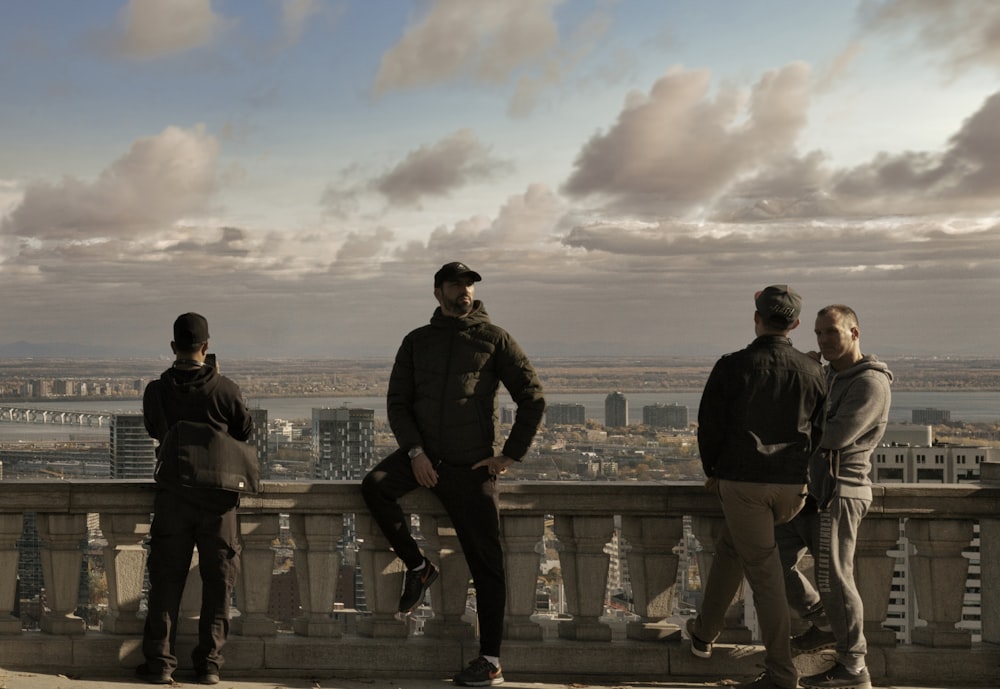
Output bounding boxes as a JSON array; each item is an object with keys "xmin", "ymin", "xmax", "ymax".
[{"xmin": 808, "ymin": 354, "xmax": 893, "ymax": 503}]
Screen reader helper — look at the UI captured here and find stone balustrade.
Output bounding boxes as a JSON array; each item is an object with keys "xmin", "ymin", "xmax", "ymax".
[{"xmin": 0, "ymin": 470, "xmax": 998, "ymax": 686}]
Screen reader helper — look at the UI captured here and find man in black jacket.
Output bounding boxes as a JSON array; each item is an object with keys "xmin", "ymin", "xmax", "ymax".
[
  {"xmin": 138, "ymin": 313, "xmax": 253, "ymax": 686},
  {"xmin": 687, "ymin": 286, "xmax": 827, "ymax": 689},
  {"xmin": 361, "ymin": 262, "xmax": 545, "ymax": 687}
]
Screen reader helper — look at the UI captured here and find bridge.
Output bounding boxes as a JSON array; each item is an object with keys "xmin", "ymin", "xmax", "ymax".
[{"xmin": 0, "ymin": 405, "xmax": 114, "ymax": 427}]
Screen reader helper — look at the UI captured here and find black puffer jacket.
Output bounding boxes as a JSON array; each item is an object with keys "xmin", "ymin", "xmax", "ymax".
[
  {"xmin": 387, "ymin": 301, "xmax": 545, "ymax": 466},
  {"xmin": 698, "ymin": 335, "xmax": 827, "ymax": 484}
]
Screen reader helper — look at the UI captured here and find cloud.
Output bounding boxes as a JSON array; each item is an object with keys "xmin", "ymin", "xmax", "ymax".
[
  {"xmin": 114, "ymin": 0, "xmax": 233, "ymax": 59},
  {"xmin": 861, "ymin": 0, "xmax": 1000, "ymax": 77},
  {"xmin": 373, "ymin": 129, "xmax": 510, "ymax": 207},
  {"xmin": 562, "ymin": 62, "xmax": 814, "ymax": 216},
  {"xmin": 373, "ymin": 0, "xmax": 562, "ymax": 95},
  {"xmin": 2, "ymin": 125, "xmax": 221, "ymax": 240}
]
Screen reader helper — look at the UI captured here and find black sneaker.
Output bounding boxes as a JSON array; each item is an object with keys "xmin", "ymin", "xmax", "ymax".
[
  {"xmin": 398, "ymin": 558, "xmax": 438, "ymax": 613},
  {"xmin": 686, "ymin": 617, "xmax": 713, "ymax": 659},
  {"xmin": 135, "ymin": 663, "xmax": 173, "ymax": 685},
  {"xmin": 195, "ymin": 669, "xmax": 220, "ymax": 685},
  {"xmin": 792, "ymin": 624, "xmax": 837, "ymax": 655},
  {"xmin": 453, "ymin": 656, "xmax": 504, "ymax": 686},
  {"xmin": 801, "ymin": 663, "xmax": 872, "ymax": 689}
]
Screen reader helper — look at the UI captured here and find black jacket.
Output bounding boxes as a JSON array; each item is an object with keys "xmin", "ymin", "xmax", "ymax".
[
  {"xmin": 387, "ymin": 301, "xmax": 545, "ymax": 466},
  {"xmin": 698, "ymin": 335, "xmax": 826, "ymax": 484},
  {"xmin": 144, "ymin": 363, "xmax": 254, "ymax": 508}
]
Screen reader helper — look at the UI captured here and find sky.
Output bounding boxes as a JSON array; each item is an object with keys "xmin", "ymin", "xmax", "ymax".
[{"xmin": 2, "ymin": 0, "xmax": 1000, "ymax": 359}]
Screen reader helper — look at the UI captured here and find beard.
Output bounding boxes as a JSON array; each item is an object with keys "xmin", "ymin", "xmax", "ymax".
[{"xmin": 442, "ymin": 295, "xmax": 474, "ymax": 317}]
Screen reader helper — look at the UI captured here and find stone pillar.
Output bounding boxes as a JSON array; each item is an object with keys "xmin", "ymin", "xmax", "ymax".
[
  {"xmin": 290, "ymin": 513, "xmax": 342, "ymax": 637},
  {"xmin": 555, "ymin": 514, "xmax": 614, "ymax": 641},
  {"xmin": 501, "ymin": 514, "xmax": 543, "ymax": 641},
  {"xmin": 906, "ymin": 517, "xmax": 974, "ymax": 648},
  {"xmin": 232, "ymin": 513, "xmax": 280, "ymax": 637},
  {"xmin": 623, "ymin": 515, "xmax": 683, "ymax": 641},
  {"xmin": 99, "ymin": 513, "xmax": 150, "ymax": 634},
  {"xmin": 355, "ymin": 512, "xmax": 407, "ymax": 638},
  {"xmin": 691, "ymin": 515, "xmax": 750, "ymax": 642},
  {"xmin": 979, "ymin": 460, "xmax": 1000, "ymax": 645},
  {"xmin": 421, "ymin": 514, "xmax": 474, "ymax": 640},
  {"xmin": 855, "ymin": 516, "xmax": 899, "ymax": 646},
  {"xmin": 36, "ymin": 513, "xmax": 87, "ymax": 635},
  {"xmin": 0, "ymin": 514, "xmax": 23, "ymax": 634}
]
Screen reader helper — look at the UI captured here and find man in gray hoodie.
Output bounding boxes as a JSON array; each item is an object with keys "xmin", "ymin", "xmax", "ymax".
[{"xmin": 777, "ymin": 304, "xmax": 893, "ymax": 689}]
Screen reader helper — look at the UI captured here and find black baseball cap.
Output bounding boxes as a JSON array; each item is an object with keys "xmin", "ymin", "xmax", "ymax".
[
  {"xmin": 434, "ymin": 262, "xmax": 482, "ymax": 287},
  {"xmin": 173, "ymin": 312, "xmax": 210, "ymax": 349},
  {"xmin": 755, "ymin": 285, "xmax": 802, "ymax": 329}
]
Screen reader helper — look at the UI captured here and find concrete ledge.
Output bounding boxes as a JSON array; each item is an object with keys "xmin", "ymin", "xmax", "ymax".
[{"xmin": 0, "ymin": 632, "xmax": 997, "ymax": 686}]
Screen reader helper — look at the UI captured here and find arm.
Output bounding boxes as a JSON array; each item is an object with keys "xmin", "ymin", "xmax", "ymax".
[
  {"xmin": 226, "ymin": 383, "xmax": 254, "ymax": 442},
  {"xmin": 495, "ymin": 333, "xmax": 545, "ymax": 461},
  {"xmin": 142, "ymin": 382, "xmax": 169, "ymax": 442},
  {"xmin": 821, "ymin": 374, "xmax": 889, "ymax": 450},
  {"xmin": 696, "ymin": 359, "xmax": 727, "ymax": 478},
  {"xmin": 386, "ymin": 336, "xmax": 423, "ymax": 452}
]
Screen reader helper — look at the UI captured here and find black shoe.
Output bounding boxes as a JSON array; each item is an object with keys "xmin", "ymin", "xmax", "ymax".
[
  {"xmin": 791, "ymin": 625, "xmax": 837, "ymax": 655},
  {"xmin": 135, "ymin": 663, "xmax": 173, "ymax": 685},
  {"xmin": 686, "ymin": 617, "xmax": 713, "ymax": 659},
  {"xmin": 399, "ymin": 558, "xmax": 438, "ymax": 613},
  {"xmin": 739, "ymin": 670, "xmax": 797, "ymax": 689},
  {"xmin": 196, "ymin": 669, "xmax": 221, "ymax": 685},
  {"xmin": 453, "ymin": 656, "xmax": 504, "ymax": 686},
  {"xmin": 801, "ymin": 662, "xmax": 872, "ymax": 689}
]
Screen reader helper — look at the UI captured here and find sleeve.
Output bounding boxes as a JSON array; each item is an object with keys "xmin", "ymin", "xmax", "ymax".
[
  {"xmin": 226, "ymin": 380, "xmax": 254, "ymax": 442},
  {"xmin": 496, "ymin": 332, "xmax": 545, "ymax": 461},
  {"xmin": 142, "ymin": 381, "xmax": 169, "ymax": 441},
  {"xmin": 820, "ymin": 374, "xmax": 889, "ymax": 450},
  {"xmin": 386, "ymin": 335, "xmax": 423, "ymax": 451},
  {"xmin": 696, "ymin": 359, "xmax": 727, "ymax": 477}
]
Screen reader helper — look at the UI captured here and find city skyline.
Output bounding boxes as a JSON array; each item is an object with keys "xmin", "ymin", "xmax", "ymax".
[{"xmin": 2, "ymin": 1, "xmax": 1000, "ymax": 359}]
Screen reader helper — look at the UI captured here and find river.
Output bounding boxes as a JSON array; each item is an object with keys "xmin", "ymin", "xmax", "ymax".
[{"xmin": 1, "ymin": 391, "xmax": 998, "ymax": 441}]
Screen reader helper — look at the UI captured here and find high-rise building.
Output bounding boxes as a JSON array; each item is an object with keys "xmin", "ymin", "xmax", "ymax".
[
  {"xmin": 312, "ymin": 407, "xmax": 375, "ymax": 480},
  {"xmin": 604, "ymin": 392, "xmax": 628, "ymax": 428},
  {"xmin": 546, "ymin": 403, "xmax": 586, "ymax": 426},
  {"xmin": 642, "ymin": 403, "xmax": 689, "ymax": 429},
  {"xmin": 109, "ymin": 414, "xmax": 156, "ymax": 479}
]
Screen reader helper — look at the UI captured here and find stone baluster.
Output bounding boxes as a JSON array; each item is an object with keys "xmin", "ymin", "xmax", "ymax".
[
  {"xmin": 856, "ymin": 516, "xmax": 899, "ymax": 646},
  {"xmin": 554, "ymin": 514, "xmax": 614, "ymax": 641},
  {"xmin": 289, "ymin": 513, "xmax": 342, "ymax": 637},
  {"xmin": 0, "ymin": 514, "xmax": 23, "ymax": 634},
  {"xmin": 355, "ymin": 512, "xmax": 408, "ymax": 638},
  {"xmin": 233, "ymin": 512, "xmax": 280, "ymax": 637},
  {"xmin": 36, "ymin": 513, "xmax": 87, "ymax": 635},
  {"xmin": 501, "ymin": 514, "xmax": 544, "ymax": 641},
  {"xmin": 622, "ymin": 515, "xmax": 683, "ymax": 641},
  {"xmin": 906, "ymin": 517, "xmax": 974, "ymax": 648},
  {"xmin": 99, "ymin": 513, "xmax": 150, "ymax": 634},
  {"xmin": 690, "ymin": 515, "xmax": 750, "ymax": 642},
  {"xmin": 421, "ymin": 514, "xmax": 474, "ymax": 640}
]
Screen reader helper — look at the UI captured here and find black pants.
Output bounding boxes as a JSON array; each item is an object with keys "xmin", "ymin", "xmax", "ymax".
[
  {"xmin": 361, "ymin": 449, "xmax": 505, "ymax": 657},
  {"xmin": 142, "ymin": 490, "xmax": 241, "ymax": 675}
]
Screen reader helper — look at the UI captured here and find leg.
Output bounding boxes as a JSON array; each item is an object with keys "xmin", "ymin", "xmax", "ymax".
[
  {"xmin": 692, "ymin": 521, "xmax": 745, "ymax": 643},
  {"xmin": 143, "ymin": 492, "xmax": 196, "ymax": 675},
  {"xmin": 435, "ymin": 463, "xmax": 505, "ymax": 658},
  {"xmin": 192, "ymin": 505, "xmax": 240, "ymax": 675},
  {"xmin": 360, "ymin": 449, "xmax": 424, "ymax": 568},
  {"xmin": 720, "ymin": 481, "xmax": 805, "ymax": 689},
  {"xmin": 777, "ymin": 506, "xmax": 823, "ymax": 620},
  {"xmin": 816, "ymin": 497, "xmax": 870, "ymax": 669}
]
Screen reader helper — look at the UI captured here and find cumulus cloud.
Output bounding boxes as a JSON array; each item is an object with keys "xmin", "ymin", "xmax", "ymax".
[
  {"xmin": 374, "ymin": 129, "xmax": 510, "ymax": 207},
  {"xmin": 2, "ymin": 125, "xmax": 221, "ymax": 240},
  {"xmin": 373, "ymin": 0, "xmax": 562, "ymax": 95},
  {"xmin": 562, "ymin": 63, "xmax": 814, "ymax": 216},
  {"xmin": 114, "ymin": 0, "xmax": 232, "ymax": 59},
  {"xmin": 861, "ymin": 0, "xmax": 1000, "ymax": 77}
]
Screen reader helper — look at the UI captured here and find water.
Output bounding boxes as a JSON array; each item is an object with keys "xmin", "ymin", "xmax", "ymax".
[{"xmin": 2, "ymin": 391, "xmax": 998, "ymax": 441}]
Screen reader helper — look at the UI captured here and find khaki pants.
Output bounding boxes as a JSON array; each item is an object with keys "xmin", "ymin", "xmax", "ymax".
[{"xmin": 692, "ymin": 480, "xmax": 806, "ymax": 689}]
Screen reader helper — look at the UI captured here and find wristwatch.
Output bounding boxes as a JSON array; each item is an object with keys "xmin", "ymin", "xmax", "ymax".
[{"xmin": 408, "ymin": 446, "xmax": 424, "ymax": 460}]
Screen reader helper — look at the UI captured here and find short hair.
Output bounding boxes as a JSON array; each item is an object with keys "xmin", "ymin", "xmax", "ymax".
[{"xmin": 817, "ymin": 304, "xmax": 859, "ymax": 328}]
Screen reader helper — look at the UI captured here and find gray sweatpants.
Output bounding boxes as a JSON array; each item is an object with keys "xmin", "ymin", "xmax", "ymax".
[{"xmin": 776, "ymin": 496, "xmax": 870, "ymax": 669}]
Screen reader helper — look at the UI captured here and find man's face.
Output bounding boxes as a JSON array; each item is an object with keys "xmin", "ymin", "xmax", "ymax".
[
  {"xmin": 814, "ymin": 311, "xmax": 858, "ymax": 364},
  {"xmin": 435, "ymin": 278, "xmax": 476, "ymax": 317}
]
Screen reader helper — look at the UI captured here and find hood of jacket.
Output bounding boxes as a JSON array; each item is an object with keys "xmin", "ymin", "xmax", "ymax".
[{"xmin": 831, "ymin": 354, "xmax": 893, "ymax": 385}]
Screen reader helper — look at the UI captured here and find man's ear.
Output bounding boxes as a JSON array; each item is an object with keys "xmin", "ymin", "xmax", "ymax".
[
  {"xmin": 170, "ymin": 341, "xmax": 178, "ymax": 355},
  {"xmin": 788, "ymin": 318, "xmax": 801, "ymax": 331},
  {"xmin": 199, "ymin": 342, "xmax": 210, "ymax": 355}
]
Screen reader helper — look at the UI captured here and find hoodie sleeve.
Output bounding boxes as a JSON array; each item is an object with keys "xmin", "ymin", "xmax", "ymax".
[
  {"xmin": 386, "ymin": 334, "xmax": 423, "ymax": 451},
  {"xmin": 496, "ymin": 331, "xmax": 545, "ymax": 461},
  {"xmin": 821, "ymin": 371, "xmax": 891, "ymax": 451}
]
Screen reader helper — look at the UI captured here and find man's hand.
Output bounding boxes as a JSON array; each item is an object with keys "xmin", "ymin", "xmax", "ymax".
[
  {"xmin": 472, "ymin": 455, "xmax": 515, "ymax": 477},
  {"xmin": 410, "ymin": 451, "xmax": 438, "ymax": 488},
  {"xmin": 704, "ymin": 476, "xmax": 719, "ymax": 494}
]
